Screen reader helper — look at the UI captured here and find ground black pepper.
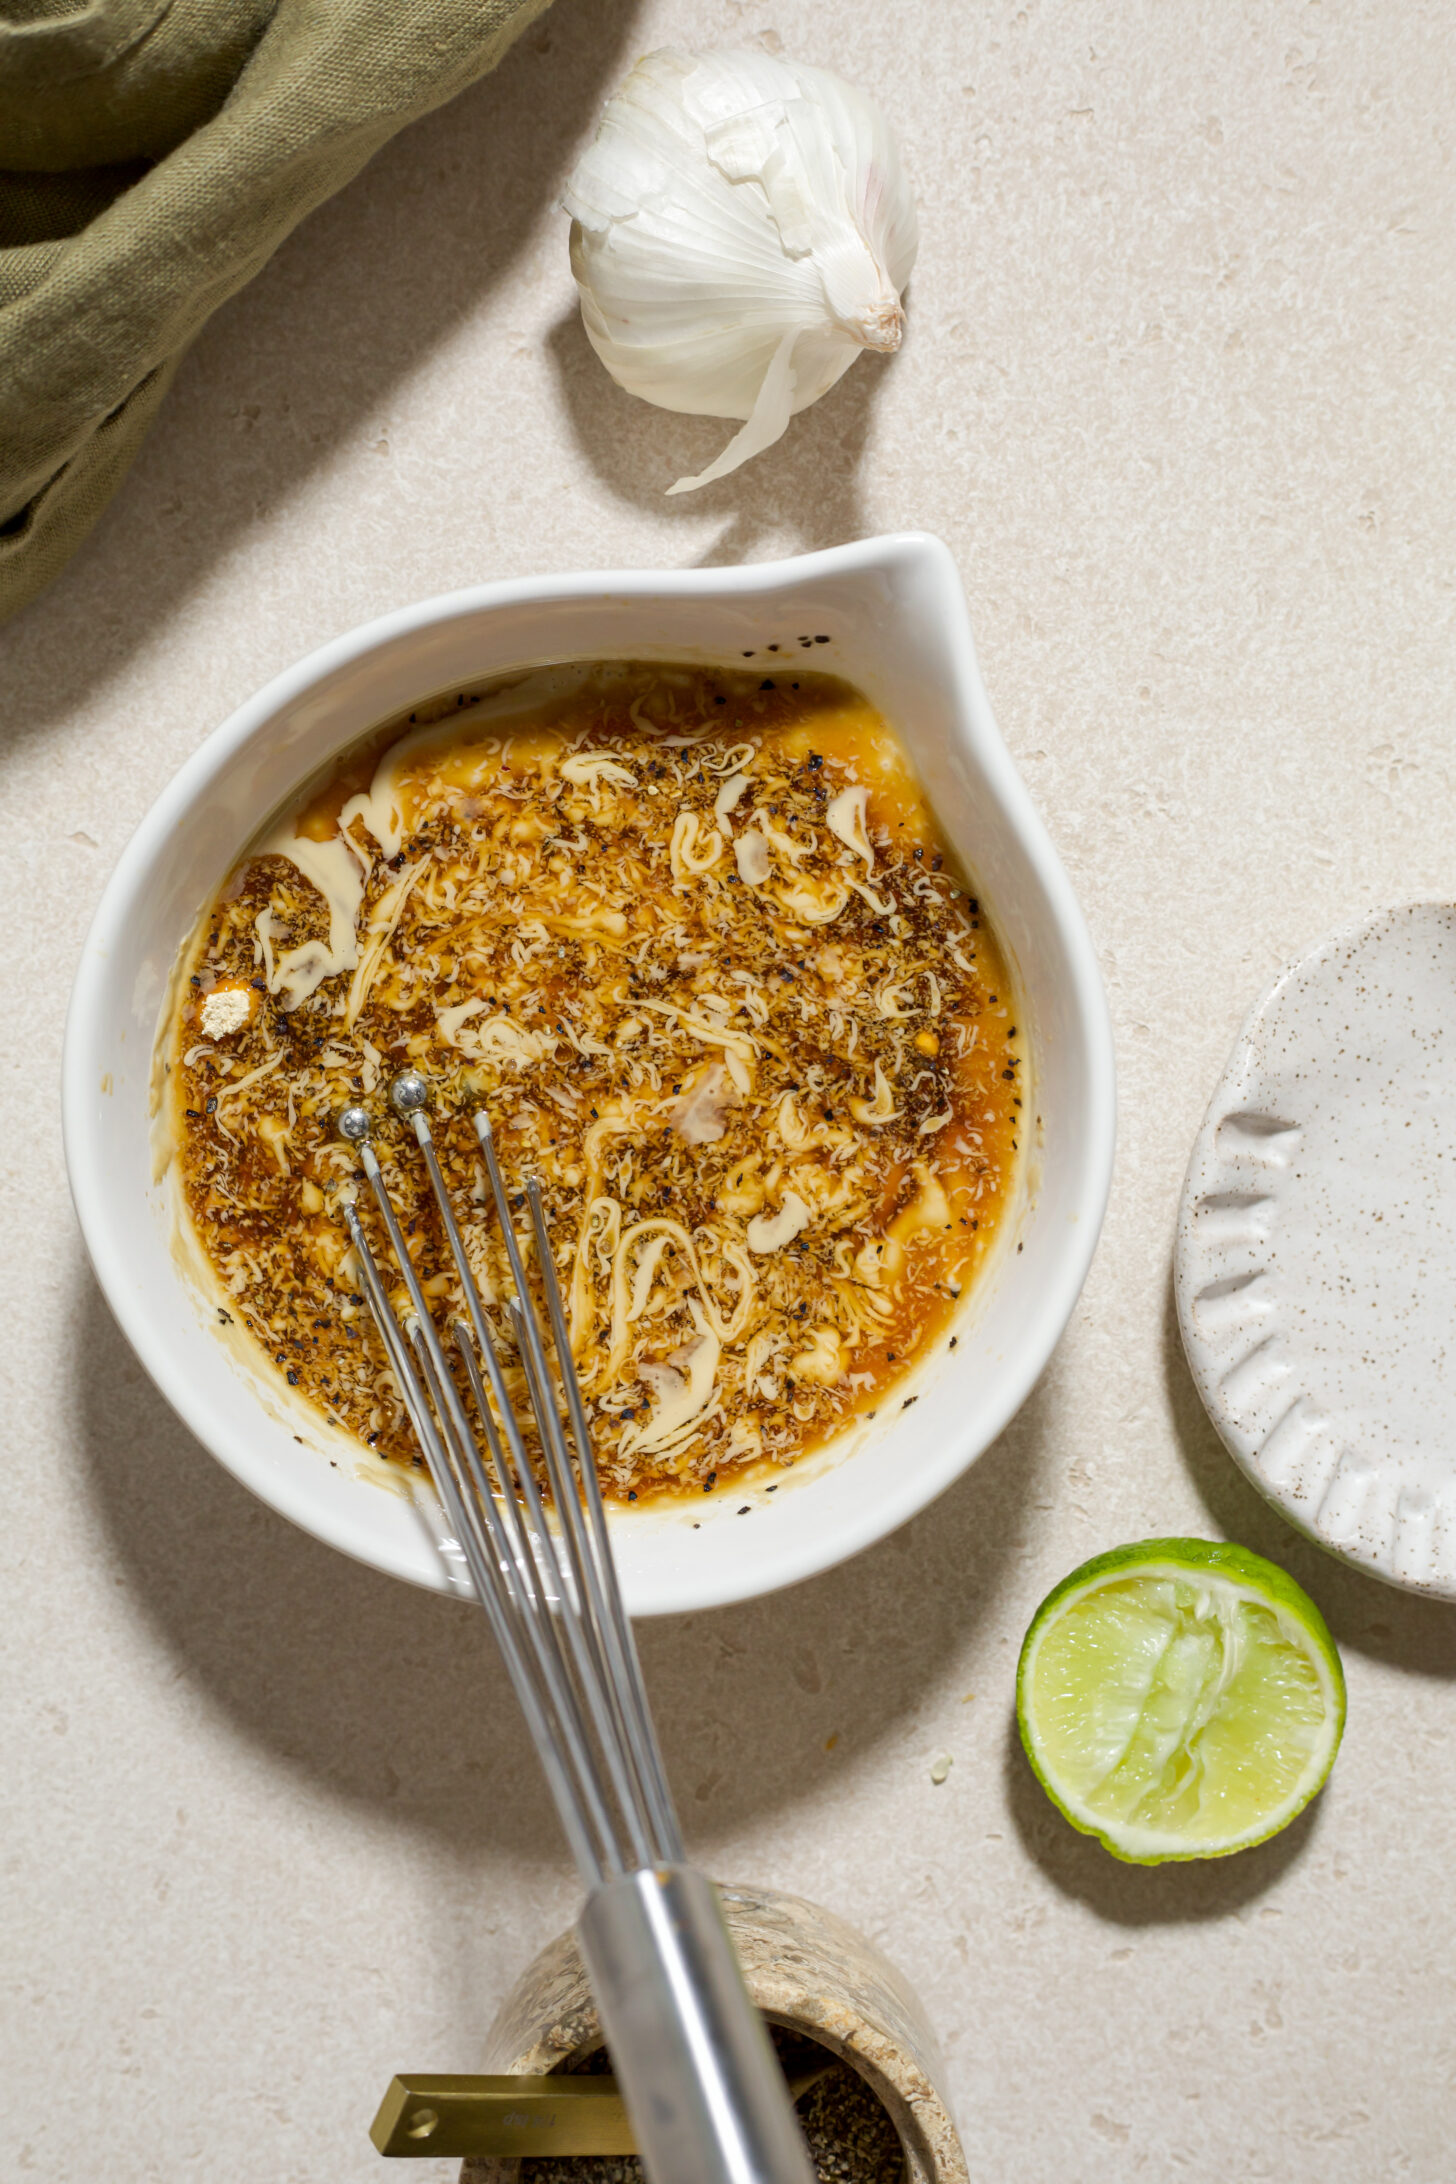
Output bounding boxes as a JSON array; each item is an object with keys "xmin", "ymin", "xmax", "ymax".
[{"xmin": 514, "ymin": 2031, "xmax": 905, "ymax": 2184}]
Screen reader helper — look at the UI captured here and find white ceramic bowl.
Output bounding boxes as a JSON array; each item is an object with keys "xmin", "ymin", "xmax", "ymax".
[{"xmin": 63, "ymin": 534, "xmax": 1114, "ymax": 1615}]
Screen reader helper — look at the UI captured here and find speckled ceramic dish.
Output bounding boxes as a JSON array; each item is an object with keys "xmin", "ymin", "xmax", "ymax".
[{"xmin": 1176, "ymin": 902, "xmax": 1456, "ymax": 1597}]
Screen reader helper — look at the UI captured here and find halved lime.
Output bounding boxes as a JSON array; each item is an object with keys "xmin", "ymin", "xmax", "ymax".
[{"xmin": 1016, "ymin": 1538, "xmax": 1345, "ymax": 1864}]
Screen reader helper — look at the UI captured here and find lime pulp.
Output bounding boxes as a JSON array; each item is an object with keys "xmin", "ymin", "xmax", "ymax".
[{"xmin": 1016, "ymin": 1538, "xmax": 1346, "ymax": 1864}]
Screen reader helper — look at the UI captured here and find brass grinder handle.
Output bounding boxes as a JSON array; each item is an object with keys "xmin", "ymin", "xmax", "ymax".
[{"xmin": 371, "ymin": 2067, "xmax": 831, "ymax": 2159}]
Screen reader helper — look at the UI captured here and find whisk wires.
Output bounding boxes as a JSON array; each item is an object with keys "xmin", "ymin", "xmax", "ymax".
[{"xmin": 337, "ymin": 1073, "xmax": 683, "ymax": 1887}]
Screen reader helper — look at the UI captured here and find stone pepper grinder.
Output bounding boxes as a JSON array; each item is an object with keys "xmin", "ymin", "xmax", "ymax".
[{"xmin": 461, "ymin": 1881, "xmax": 969, "ymax": 2183}]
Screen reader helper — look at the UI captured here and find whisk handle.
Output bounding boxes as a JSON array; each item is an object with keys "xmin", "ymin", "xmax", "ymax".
[{"xmin": 577, "ymin": 1864, "xmax": 817, "ymax": 2184}]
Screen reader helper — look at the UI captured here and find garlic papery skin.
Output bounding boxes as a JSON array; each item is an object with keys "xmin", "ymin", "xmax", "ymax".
[{"xmin": 564, "ymin": 48, "xmax": 918, "ymax": 494}]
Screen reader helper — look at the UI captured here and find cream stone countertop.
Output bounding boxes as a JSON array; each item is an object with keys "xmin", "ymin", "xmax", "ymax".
[{"xmin": 5, "ymin": 3, "xmax": 1455, "ymax": 2178}]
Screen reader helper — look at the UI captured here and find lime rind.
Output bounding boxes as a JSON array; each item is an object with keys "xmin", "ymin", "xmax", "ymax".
[{"xmin": 1016, "ymin": 1538, "xmax": 1346, "ymax": 1865}]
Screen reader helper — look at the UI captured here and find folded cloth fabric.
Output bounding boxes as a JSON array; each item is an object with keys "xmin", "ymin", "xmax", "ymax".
[{"xmin": 0, "ymin": 0, "xmax": 552, "ymax": 623}]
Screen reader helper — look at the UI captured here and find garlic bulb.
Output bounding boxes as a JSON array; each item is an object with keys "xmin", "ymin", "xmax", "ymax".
[{"xmin": 564, "ymin": 49, "xmax": 918, "ymax": 494}]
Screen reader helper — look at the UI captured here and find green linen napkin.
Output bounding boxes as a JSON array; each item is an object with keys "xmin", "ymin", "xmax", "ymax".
[{"xmin": 0, "ymin": 0, "xmax": 552, "ymax": 623}]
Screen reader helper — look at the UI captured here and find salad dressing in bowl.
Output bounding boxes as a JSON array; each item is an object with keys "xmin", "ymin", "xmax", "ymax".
[{"xmin": 167, "ymin": 662, "xmax": 1023, "ymax": 1509}]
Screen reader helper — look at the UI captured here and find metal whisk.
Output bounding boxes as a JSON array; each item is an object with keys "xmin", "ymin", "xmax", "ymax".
[{"xmin": 335, "ymin": 1071, "xmax": 815, "ymax": 2184}]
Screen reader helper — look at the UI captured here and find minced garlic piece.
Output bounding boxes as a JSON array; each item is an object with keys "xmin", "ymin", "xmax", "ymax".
[
  {"xmin": 734, "ymin": 831, "xmax": 771, "ymax": 885},
  {"xmin": 172, "ymin": 664, "xmax": 1022, "ymax": 1501},
  {"xmin": 826, "ymin": 784, "xmax": 875, "ymax": 868},
  {"xmin": 747, "ymin": 1192, "xmax": 811, "ymax": 1254},
  {"xmin": 199, "ymin": 985, "xmax": 254, "ymax": 1038}
]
